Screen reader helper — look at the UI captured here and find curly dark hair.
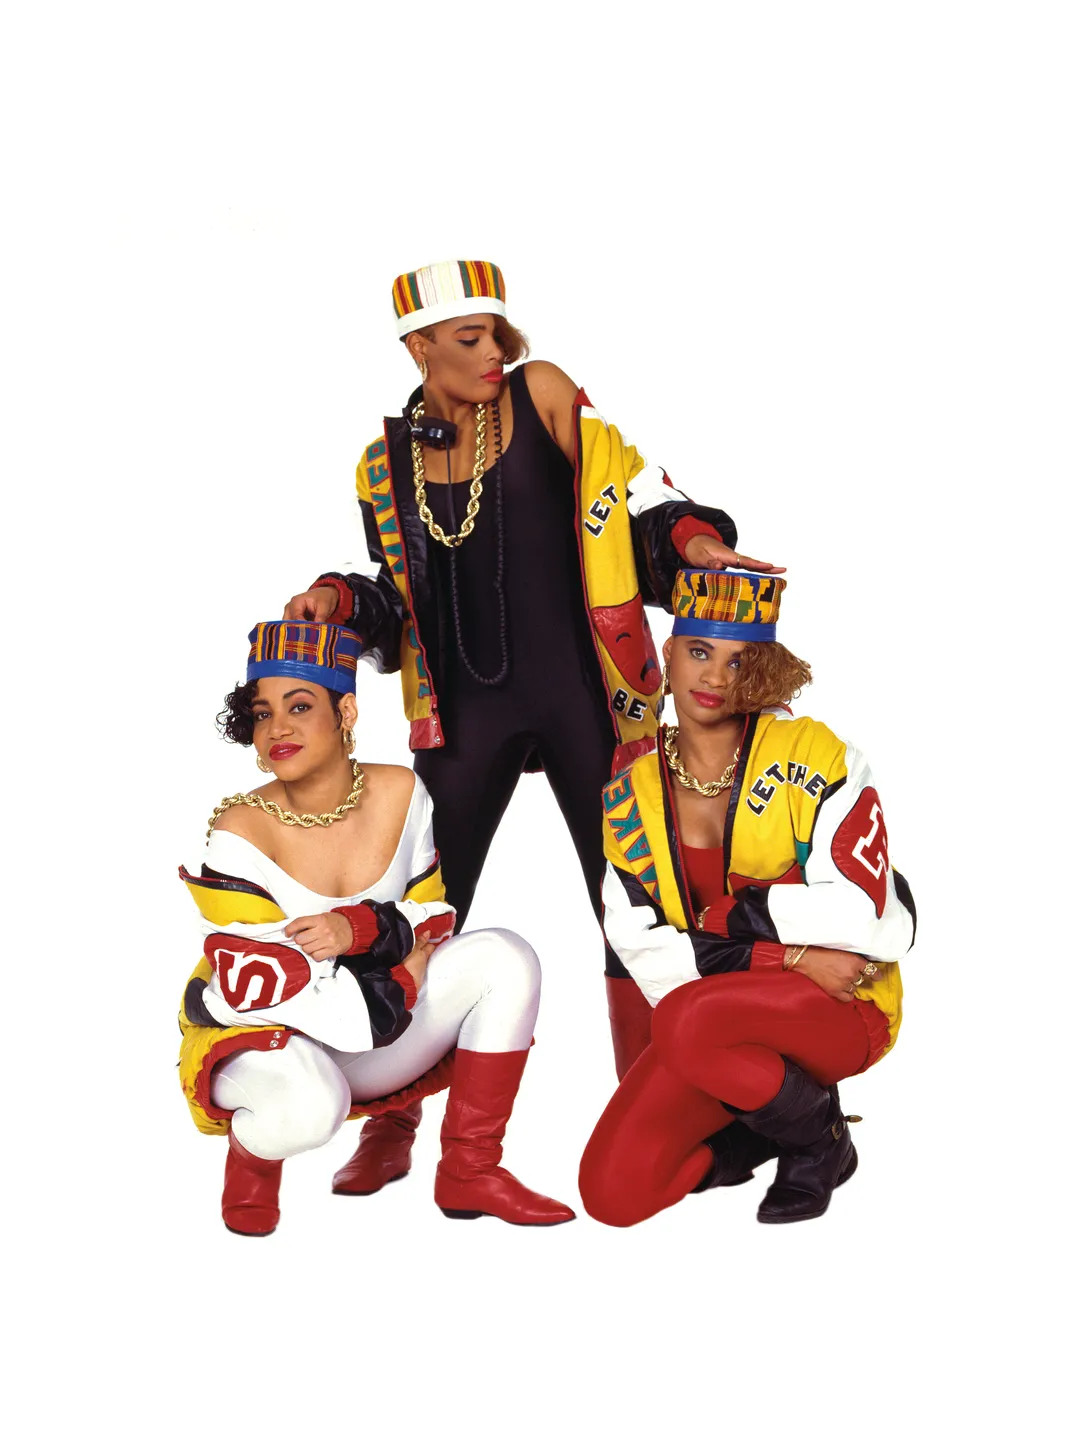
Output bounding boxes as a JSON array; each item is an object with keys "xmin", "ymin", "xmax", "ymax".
[
  {"xmin": 217, "ymin": 680, "xmax": 345, "ymax": 746},
  {"xmin": 725, "ymin": 641, "xmax": 813, "ymax": 715}
]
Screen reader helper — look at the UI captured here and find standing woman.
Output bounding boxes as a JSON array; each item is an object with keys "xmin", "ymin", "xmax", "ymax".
[{"xmin": 283, "ymin": 259, "xmax": 780, "ymax": 1191}]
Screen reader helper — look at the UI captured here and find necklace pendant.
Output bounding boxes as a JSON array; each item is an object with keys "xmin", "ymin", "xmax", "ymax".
[
  {"xmin": 411, "ymin": 400, "xmax": 489, "ymax": 549},
  {"xmin": 663, "ymin": 725, "xmax": 739, "ymax": 798}
]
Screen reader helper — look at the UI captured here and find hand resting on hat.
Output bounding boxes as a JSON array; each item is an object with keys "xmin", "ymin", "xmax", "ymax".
[
  {"xmin": 283, "ymin": 585, "xmax": 340, "ymax": 623},
  {"xmin": 683, "ymin": 536, "xmax": 786, "ymax": 574}
]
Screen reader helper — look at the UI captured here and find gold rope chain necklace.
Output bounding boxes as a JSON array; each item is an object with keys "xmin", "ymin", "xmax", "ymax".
[
  {"xmin": 410, "ymin": 400, "xmax": 488, "ymax": 548},
  {"xmin": 663, "ymin": 725, "xmax": 740, "ymax": 799},
  {"xmin": 206, "ymin": 758, "xmax": 366, "ymax": 841}
]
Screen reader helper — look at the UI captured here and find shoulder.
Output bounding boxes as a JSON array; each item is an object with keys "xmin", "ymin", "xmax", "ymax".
[
  {"xmin": 362, "ymin": 761, "xmax": 415, "ymax": 790},
  {"xmin": 757, "ymin": 713, "xmax": 849, "ymax": 772},
  {"xmin": 520, "ymin": 359, "xmax": 580, "ymax": 407},
  {"xmin": 361, "ymin": 762, "xmax": 419, "ymax": 810},
  {"xmin": 602, "ymin": 745, "xmax": 660, "ymax": 814},
  {"xmin": 210, "ymin": 788, "xmax": 281, "ymax": 846},
  {"xmin": 356, "ymin": 432, "xmax": 390, "ymax": 478}
]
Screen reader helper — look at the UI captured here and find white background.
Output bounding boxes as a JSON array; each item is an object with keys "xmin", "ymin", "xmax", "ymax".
[{"xmin": 4, "ymin": 3, "xmax": 1067, "ymax": 1451}]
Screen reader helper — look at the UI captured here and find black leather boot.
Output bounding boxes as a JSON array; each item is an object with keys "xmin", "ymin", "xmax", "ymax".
[
  {"xmin": 729, "ymin": 1062, "xmax": 857, "ymax": 1224},
  {"xmin": 690, "ymin": 1121, "xmax": 777, "ymax": 1193}
]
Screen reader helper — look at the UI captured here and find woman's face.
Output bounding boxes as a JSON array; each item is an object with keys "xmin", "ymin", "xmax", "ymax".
[
  {"xmin": 249, "ymin": 677, "xmax": 356, "ymax": 780},
  {"xmin": 664, "ymin": 634, "xmax": 748, "ymax": 727},
  {"xmin": 412, "ymin": 313, "xmax": 505, "ymax": 403}
]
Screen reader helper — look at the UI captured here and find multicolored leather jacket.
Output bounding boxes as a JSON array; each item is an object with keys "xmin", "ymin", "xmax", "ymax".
[
  {"xmin": 177, "ymin": 776, "xmax": 455, "ymax": 1136},
  {"xmin": 601, "ymin": 710, "xmax": 916, "ymax": 1054},
  {"xmin": 316, "ymin": 379, "xmax": 736, "ymax": 773}
]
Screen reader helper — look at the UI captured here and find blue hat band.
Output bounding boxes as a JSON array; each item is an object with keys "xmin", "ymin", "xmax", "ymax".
[
  {"xmin": 248, "ymin": 658, "xmax": 357, "ymax": 695},
  {"xmin": 672, "ymin": 618, "xmax": 777, "ymax": 642}
]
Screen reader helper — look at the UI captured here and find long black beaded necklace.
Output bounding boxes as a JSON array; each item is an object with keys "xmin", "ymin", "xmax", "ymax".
[{"xmin": 444, "ymin": 398, "xmax": 509, "ymax": 686}]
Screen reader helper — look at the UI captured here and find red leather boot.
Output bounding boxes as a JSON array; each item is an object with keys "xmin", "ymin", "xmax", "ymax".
[
  {"xmin": 331, "ymin": 1102, "xmax": 423, "ymax": 1195},
  {"xmin": 434, "ymin": 1049, "xmax": 575, "ymax": 1225},
  {"xmin": 222, "ymin": 1129, "xmax": 283, "ymax": 1236},
  {"xmin": 606, "ymin": 975, "xmax": 653, "ymax": 1081}
]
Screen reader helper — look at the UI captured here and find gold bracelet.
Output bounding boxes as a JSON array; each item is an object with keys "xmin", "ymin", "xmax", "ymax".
[
  {"xmin": 784, "ymin": 944, "xmax": 808, "ymax": 970},
  {"xmin": 697, "ymin": 906, "xmax": 709, "ymax": 931}
]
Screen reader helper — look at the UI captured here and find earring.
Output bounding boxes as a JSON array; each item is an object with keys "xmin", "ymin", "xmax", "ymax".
[
  {"xmin": 660, "ymin": 665, "xmax": 672, "ymax": 698},
  {"xmin": 419, "ymin": 357, "xmax": 429, "ymax": 382},
  {"xmin": 256, "ymin": 754, "xmax": 269, "ymax": 773},
  {"xmin": 343, "ymin": 726, "xmax": 356, "ymax": 754}
]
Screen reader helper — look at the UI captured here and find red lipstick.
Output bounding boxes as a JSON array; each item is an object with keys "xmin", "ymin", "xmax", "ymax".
[
  {"xmin": 481, "ymin": 369, "xmax": 503, "ymax": 382},
  {"xmin": 690, "ymin": 692, "xmax": 725, "ymax": 709},
  {"xmin": 268, "ymin": 744, "xmax": 303, "ymax": 761}
]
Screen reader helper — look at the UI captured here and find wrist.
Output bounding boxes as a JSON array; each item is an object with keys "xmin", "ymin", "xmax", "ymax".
[
  {"xmin": 390, "ymin": 964, "xmax": 418, "ymax": 1011},
  {"xmin": 750, "ymin": 941, "xmax": 788, "ymax": 972},
  {"xmin": 671, "ymin": 516, "xmax": 723, "ymax": 559},
  {"xmin": 331, "ymin": 903, "xmax": 379, "ymax": 954},
  {"xmin": 311, "ymin": 574, "xmax": 352, "ymax": 624}
]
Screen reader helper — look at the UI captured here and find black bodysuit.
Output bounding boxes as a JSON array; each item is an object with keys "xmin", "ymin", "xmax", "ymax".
[
  {"xmin": 414, "ymin": 366, "xmax": 619, "ymax": 945},
  {"xmin": 320, "ymin": 364, "xmax": 739, "ymax": 975}
]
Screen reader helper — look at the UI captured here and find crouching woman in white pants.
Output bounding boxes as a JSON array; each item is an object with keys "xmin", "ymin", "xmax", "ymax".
[{"xmin": 178, "ymin": 619, "xmax": 574, "ymax": 1235}]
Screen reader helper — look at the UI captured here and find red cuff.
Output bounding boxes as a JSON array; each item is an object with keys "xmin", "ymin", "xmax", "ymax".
[
  {"xmin": 311, "ymin": 574, "xmax": 354, "ymax": 625},
  {"xmin": 749, "ymin": 941, "xmax": 789, "ymax": 972},
  {"xmin": 419, "ymin": 910, "xmax": 456, "ymax": 945},
  {"xmin": 391, "ymin": 965, "xmax": 418, "ymax": 1011},
  {"xmin": 671, "ymin": 517, "xmax": 723, "ymax": 558},
  {"xmin": 699, "ymin": 897, "xmax": 733, "ymax": 936},
  {"xmin": 331, "ymin": 904, "xmax": 379, "ymax": 954}
]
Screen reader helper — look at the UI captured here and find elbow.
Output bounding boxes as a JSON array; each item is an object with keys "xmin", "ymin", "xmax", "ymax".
[{"xmin": 859, "ymin": 907, "xmax": 915, "ymax": 963}]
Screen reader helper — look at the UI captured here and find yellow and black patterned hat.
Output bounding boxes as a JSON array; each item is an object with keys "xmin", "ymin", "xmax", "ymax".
[
  {"xmin": 672, "ymin": 569, "xmax": 785, "ymax": 642},
  {"xmin": 391, "ymin": 259, "xmax": 507, "ymax": 337}
]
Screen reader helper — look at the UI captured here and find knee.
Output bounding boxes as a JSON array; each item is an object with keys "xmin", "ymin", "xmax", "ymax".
[
  {"xmin": 459, "ymin": 927, "xmax": 541, "ymax": 993},
  {"xmin": 650, "ymin": 980, "xmax": 713, "ymax": 1070},
  {"xmin": 257, "ymin": 1045, "xmax": 351, "ymax": 1159},
  {"xmin": 578, "ymin": 1139, "xmax": 647, "ymax": 1229},
  {"xmin": 293, "ymin": 1077, "xmax": 351, "ymax": 1153}
]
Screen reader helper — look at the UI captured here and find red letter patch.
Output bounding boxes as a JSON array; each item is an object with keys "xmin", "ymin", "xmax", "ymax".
[
  {"xmin": 831, "ymin": 788, "xmax": 889, "ymax": 915},
  {"xmin": 205, "ymin": 934, "xmax": 312, "ymax": 1012}
]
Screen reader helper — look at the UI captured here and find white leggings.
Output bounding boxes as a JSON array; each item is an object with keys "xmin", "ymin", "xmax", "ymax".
[{"xmin": 211, "ymin": 928, "xmax": 540, "ymax": 1161}]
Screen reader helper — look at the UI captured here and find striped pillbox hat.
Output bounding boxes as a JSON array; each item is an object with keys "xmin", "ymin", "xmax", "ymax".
[
  {"xmin": 671, "ymin": 570, "xmax": 786, "ymax": 642},
  {"xmin": 391, "ymin": 259, "xmax": 507, "ymax": 337},
  {"xmin": 246, "ymin": 621, "xmax": 361, "ymax": 695}
]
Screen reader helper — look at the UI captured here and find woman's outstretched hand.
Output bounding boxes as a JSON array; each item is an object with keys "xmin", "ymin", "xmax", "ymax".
[
  {"xmin": 789, "ymin": 947, "xmax": 877, "ymax": 1003},
  {"xmin": 283, "ymin": 585, "xmax": 339, "ymax": 622},
  {"xmin": 401, "ymin": 933, "xmax": 434, "ymax": 993},
  {"xmin": 683, "ymin": 537, "xmax": 785, "ymax": 574},
  {"xmin": 285, "ymin": 911, "xmax": 353, "ymax": 962}
]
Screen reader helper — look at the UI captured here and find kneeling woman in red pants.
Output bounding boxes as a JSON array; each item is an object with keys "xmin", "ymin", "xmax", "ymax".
[{"xmin": 580, "ymin": 569, "xmax": 916, "ymax": 1226}]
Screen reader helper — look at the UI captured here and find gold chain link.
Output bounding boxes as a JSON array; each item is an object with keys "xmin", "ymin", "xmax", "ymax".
[
  {"xmin": 206, "ymin": 759, "xmax": 366, "ymax": 842},
  {"xmin": 410, "ymin": 401, "xmax": 487, "ymax": 548},
  {"xmin": 663, "ymin": 725, "xmax": 740, "ymax": 798}
]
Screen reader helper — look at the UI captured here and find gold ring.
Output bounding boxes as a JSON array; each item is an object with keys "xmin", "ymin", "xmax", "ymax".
[
  {"xmin": 852, "ymin": 974, "xmax": 865, "ymax": 987},
  {"xmin": 863, "ymin": 961, "xmax": 880, "ymax": 978}
]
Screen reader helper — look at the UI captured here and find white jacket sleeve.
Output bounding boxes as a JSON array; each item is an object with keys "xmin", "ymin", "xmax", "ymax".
[
  {"xmin": 182, "ymin": 844, "xmax": 376, "ymax": 1054},
  {"xmin": 394, "ymin": 776, "xmax": 455, "ymax": 943},
  {"xmin": 729, "ymin": 743, "xmax": 916, "ymax": 961}
]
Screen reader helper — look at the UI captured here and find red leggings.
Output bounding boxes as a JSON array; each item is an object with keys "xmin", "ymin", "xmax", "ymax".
[{"xmin": 579, "ymin": 972, "xmax": 885, "ymax": 1228}]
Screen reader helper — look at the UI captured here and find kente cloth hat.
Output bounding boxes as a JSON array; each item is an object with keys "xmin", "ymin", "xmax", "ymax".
[
  {"xmin": 392, "ymin": 260, "xmax": 507, "ymax": 337},
  {"xmin": 672, "ymin": 569, "xmax": 785, "ymax": 642},
  {"xmin": 246, "ymin": 621, "xmax": 361, "ymax": 695}
]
